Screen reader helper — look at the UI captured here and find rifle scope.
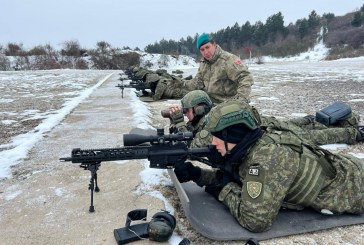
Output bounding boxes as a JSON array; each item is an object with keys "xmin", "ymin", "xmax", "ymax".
[{"xmin": 123, "ymin": 131, "xmax": 193, "ymax": 146}]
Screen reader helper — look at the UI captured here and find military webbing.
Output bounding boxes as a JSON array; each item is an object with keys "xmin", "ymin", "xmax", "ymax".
[
  {"xmin": 284, "ymin": 147, "xmax": 325, "ymax": 206},
  {"xmin": 265, "ymin": 121, "xmax": 337, "ymax": 178},
  {"xmin": 263, "ymin": 132, "xmax": 336, "ymax": 206}
]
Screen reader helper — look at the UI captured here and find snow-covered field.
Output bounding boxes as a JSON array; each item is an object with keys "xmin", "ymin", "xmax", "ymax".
[
  {"xmin": 1, "ymin": 58, "xmax": 364, "ymax": 187},
  {"xmin": 0, "ymin": 56, "xmax": 363, "ymax": 244},
  {"xmin": 0, "ymin": 69, "xmax": 114, "ymax": 178}
]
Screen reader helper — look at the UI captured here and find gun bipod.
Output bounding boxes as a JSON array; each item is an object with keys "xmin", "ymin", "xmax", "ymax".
[{"xmin": 80, "ymin": 161, "xmax": 101, "ymax": 212}]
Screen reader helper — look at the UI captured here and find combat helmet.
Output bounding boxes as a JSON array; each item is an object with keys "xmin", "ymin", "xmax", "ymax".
[
  {"xmin": 132, "ymin": 66, "xmax": 140, "ymax": 73},
  {"xmin": 135, "ymin": 68, "xmax": 151, "ymax": 79},
  {"xmin": 145, "ymin": 73, "xmax": 160, "ymax": 84},
  {"xmin": 181, "ymin": 90, "xmax": 212, "ymax": 116},
  {"xmin": 205, "ymin": 100, "xmax": 260, "ymax": 133}
]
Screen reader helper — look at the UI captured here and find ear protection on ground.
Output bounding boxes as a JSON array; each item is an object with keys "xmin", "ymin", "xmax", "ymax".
[
  {"xmin": 148, "ymin": 211, "xmax": 177, "ymax": 242},
  {"xmin": 114, "ymin": 209, "xmax": 176, "ymax": 244},
  {"xmin": 151, "ymin": 211, "xmax": 176, "ymax": 228}
]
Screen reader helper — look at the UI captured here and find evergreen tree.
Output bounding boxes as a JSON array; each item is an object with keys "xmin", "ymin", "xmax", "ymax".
[
  {"xmin": 308, "ymin": 10, "xmax": 321, "ymax": 28},
  {"xmin": 351, "ymin": 12, "xmax": 363, "ymax": 27},
  {"xmin": 296, "ymin": 18, "xmax": 310, "ymax": 38}
]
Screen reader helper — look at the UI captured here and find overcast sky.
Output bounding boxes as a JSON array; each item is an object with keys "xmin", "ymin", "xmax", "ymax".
[{"xmin": 1, "ymin": 0, "xmax": 363, "ymax": 50}]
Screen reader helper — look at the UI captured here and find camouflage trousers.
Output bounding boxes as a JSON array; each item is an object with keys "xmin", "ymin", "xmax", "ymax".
[
  {"xmin": 288, "ymin": 112, "xmax": 360, "ymax": 130},
  {"xmin": 262, "ymin": 114, "xmax": 359, "ymax": 145},
  {"xmin": 311, "ymin": 153, "xmax": 364, "ymax": 214}
]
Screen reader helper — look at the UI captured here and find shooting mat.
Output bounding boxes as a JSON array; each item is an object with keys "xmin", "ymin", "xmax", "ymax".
[{"xmin": 167, "ymin": 170, "xmax": 364, "ymax": 241}]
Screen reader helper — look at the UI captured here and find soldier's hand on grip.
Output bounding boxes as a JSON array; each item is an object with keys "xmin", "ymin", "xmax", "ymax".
[{"xmin": 174, "ymin": 162, "xmax": 201, "ymax": 183}]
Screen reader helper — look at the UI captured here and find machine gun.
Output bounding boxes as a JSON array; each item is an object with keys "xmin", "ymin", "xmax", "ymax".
[
  {"xmin": 60, "ymin": 129, "xmax": 214, "ymax": 212},
  {"xmin": 116, "ymin": 78, "xmax": 149, "ymax": 98}
]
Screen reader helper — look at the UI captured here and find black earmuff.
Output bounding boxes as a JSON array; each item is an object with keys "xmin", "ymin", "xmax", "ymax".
[
  {"xmin": 114, "ymin": 209, "xmax": 177, "ymax": 244},
  {"xmin": 194, "ymin": 104, "xmax": 212, "ymax": 116},
  {"xmin": 148, "ymin": 211, "xmax": 176, "ymax": 242},
  {"xmin": 150, "ymin": 211, "xmax": 176, "ymax": 229}
]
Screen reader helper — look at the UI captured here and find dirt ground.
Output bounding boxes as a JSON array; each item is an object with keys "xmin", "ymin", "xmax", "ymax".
[{"xmin": 0, "ymin": 66, "xmax": 363, "ymax": 245}]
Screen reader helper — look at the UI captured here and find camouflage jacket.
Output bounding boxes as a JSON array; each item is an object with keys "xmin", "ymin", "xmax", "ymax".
[
  {"xmin": 198, "ymin": 130, "xmax": 364, "ymax": 232},
  {"xmin": 172, "ymin": 115, "xmax": 212, "ymax": 148},
  {"xmin": 183, "ymin": 45, "xmax": 253, "ymax": 104},
  {"xmin": 188, "ymin": 117, "xmax": 212, "ymax": 148}
]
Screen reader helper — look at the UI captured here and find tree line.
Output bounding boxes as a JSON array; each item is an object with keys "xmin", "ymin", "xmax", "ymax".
[
  {"xmin": 1, "ymin": 4, "xmax": 363, "ymax": 71},
  {"xmin": 0, "ymin": 41, "xmax": 141, "ymax": 71},
  {"xmin": 145, "ymin": 5, "xmax": 364, "ymax": 59}
]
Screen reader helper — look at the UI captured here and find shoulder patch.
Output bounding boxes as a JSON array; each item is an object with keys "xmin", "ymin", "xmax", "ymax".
[
  {"xmin": 234, "ymin": 59, "xmax": 242, "ymax": 65},
  {"xmin": 199, "ymin": 129, "xmax": 209, "ymax": 139},
  {"xmin": 247, "ymin": 181, "xmax": 262, "ymax": 199}
]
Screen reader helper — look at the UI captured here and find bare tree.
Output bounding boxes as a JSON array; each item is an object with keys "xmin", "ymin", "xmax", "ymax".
[{"xmin": 5, "ymin": 42, "xmax": 24, "ymax": 56}]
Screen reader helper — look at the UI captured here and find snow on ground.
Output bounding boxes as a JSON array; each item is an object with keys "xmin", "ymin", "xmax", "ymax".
[
  {"xmin": 0, "ymin": 70, "xmax": 115, "ymax": 178},
  {"xmin": 0, "ymin": 51, "xmax": 199, "ymax": 179},
  {"xmin": 120, "ymin": 49, "xmax": 198, "ymax": 70},
  {"xmin": 257, "ymin": 27, "xmax": 330, "ymax": 63},
  {"xmin": 0, "ymin": 49, "xmax": 363, "ymax": 244},
  {"xmin": 1, "ymin": 53, "xmax": 364, "ymax": 180}
]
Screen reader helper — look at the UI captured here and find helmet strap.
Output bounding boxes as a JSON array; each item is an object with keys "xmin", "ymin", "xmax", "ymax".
[
  {"xmin": 190, "ymin": 114, "xmax": 203, "ymax": 126},
  {"xmin": 222, "ymin": 129, "xmax": 231, "ymax": 155}
]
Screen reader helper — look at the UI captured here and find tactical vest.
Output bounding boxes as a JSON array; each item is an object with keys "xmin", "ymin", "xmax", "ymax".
[{"xmin": 262, "ymin": 130, "xmax": 336, "ymax": 208}]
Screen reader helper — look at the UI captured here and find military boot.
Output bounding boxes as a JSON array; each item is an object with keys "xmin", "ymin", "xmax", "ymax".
[{"xmin": 356, "ymin": 126, "xmax": 364, "ymax": 142}]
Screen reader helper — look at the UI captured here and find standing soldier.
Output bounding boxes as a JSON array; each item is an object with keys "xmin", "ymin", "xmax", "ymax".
[{"xmin": 183, "ymin": 33, "xmax": 254, "ymax": 103}]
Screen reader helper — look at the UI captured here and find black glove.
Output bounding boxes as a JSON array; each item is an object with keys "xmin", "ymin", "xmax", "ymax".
[
  {"xmin": 207, "ymin": 146, "xmax": 225, "ymax": 167},
  {"xmin": 174, "ymin": 162, "xmax": 201, "ymax": 183},
  {"xmin": 169, "ymin": 125, "xmax": 178, "ymax": 134},
  {"xmin": 205, "ymin": 185, "xmax": 223, "ymax": 200}
]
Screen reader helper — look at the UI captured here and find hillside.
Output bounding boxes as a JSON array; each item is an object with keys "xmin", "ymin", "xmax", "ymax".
[
  {"xmin": 145, "ymin": 6, "xmax": 364, "ymax": 60},
  {"xmin": 1, "ymin": 5, "xmax": 364, "ymax": 71}
]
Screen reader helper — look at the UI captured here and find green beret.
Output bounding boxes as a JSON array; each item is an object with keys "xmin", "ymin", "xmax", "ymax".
[{"xmin": 196, "ymin": 33, "xmax": 212, "ymax": 49}]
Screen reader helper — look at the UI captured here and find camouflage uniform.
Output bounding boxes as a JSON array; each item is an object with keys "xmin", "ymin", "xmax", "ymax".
[
  {"xmin": 183, "ymin": 45, "xmax": 253, "ymax": 103},
  {"xmin": 129, "ymin": 68, "xmax": 187, "ymax": 100},
  {"xmin": 134, "ymin": 67, "xmax": 153, "ymax": 80},
  {"xmin": 169, "ymin": 90, "xmax": 214, "ymax": 147},
  {"xmin": 197, "ymin": 100, "xmax": 364, "ymax": 232},
  {"xmin": 187, "ymin": 118, "xmax": 212, "ymax": 148},
  {"xmin": 189, "ymin": 112, "xmax": 360, "ymax": 148},
  {"xmin": 152, "ymin": 78, "xmax": 189, "ymax": 101},
  {"xmin": 261, "ymin": 115, "xmax": 359, "ymax": 145},
  {"xmin": 171, "ymin": 117, "xmax": 209, "ymax": 147},
  {"xmin": 175, "ymin": 112, "xmax": 360, "ymax": 149},
  {"xmin": 284, "ymin": 112, "xmax": 361, "ymax": 130},
  {"xmin": 198, "ymin": 131, "xmax": 364, "ymax": 232}
]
